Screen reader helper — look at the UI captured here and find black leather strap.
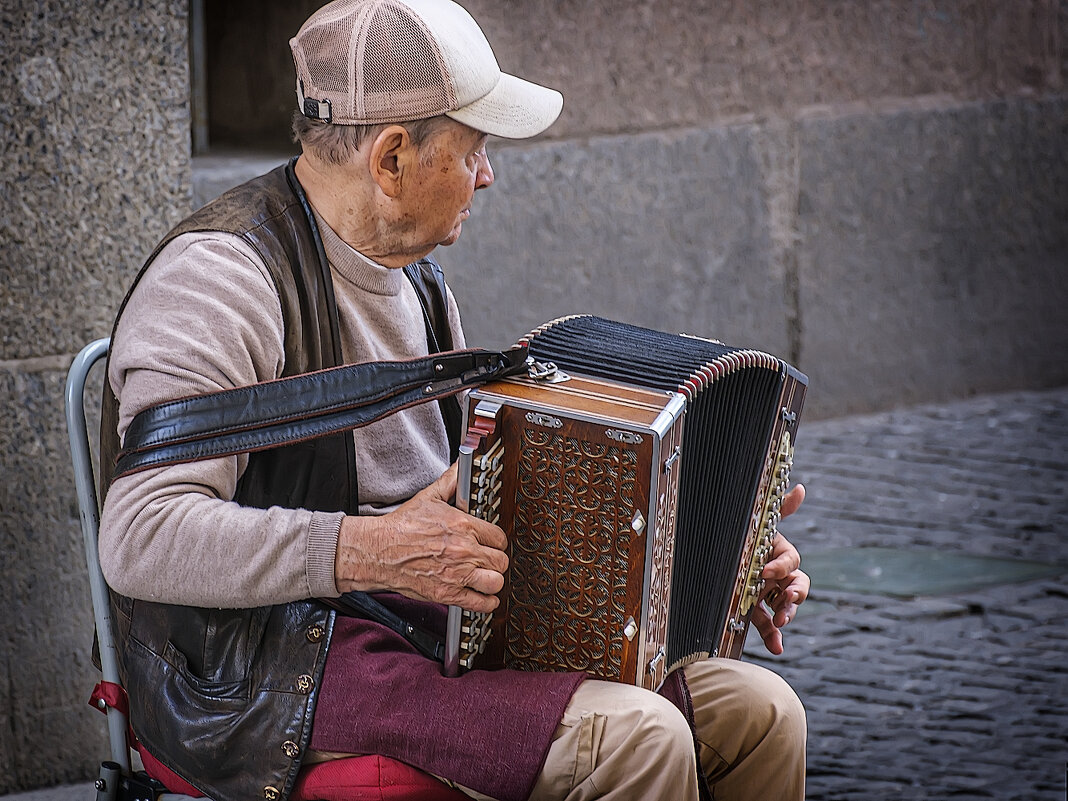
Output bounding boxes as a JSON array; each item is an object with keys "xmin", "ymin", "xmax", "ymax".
[
  {"xmin": 114, "ymin": 346, "xmax": 527, "ymax": 479},
  {"xmin": 321, "ymin": 593, "xmax": 446, "ymax": 662}
]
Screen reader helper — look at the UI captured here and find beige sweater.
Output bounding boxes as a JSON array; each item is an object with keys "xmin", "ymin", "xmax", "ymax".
[{"xmin": 99, "ymin": 215, "xmax": 465, "ymax": 608}]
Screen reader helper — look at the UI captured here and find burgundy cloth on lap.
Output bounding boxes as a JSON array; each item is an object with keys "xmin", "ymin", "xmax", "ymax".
[{"xmin": 312, "ymin": 596, "xmax": 585, "ymax": 801}]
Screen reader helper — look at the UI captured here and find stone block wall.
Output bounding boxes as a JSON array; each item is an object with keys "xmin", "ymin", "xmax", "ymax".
[
  {"xmin": 1, "ymin": 0, "xmax": 191, "ymax": 791},
  {"xmin": 795, "ymin": 97, "xmax": 1068, "ymax": 413},
  {"xmin": 2, "ymin": 0, "xmax": 1066, "ymax": 791},
  {"xmin": 441, "ymin": 93, "xmax": 1068, "ymax": 417}
]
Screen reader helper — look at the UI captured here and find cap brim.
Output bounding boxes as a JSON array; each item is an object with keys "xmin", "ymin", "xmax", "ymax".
[{"xmin": 447, "ymin": 72, "xmax": 563, "ymax": 139}]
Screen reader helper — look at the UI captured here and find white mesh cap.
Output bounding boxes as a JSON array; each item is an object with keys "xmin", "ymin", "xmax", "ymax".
[{"xmin": 290, "ymin": 0, "xmax": 563, "ymax": 139}]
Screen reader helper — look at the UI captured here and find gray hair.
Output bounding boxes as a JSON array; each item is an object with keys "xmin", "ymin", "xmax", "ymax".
[{"xmin": 291, "ymin": 112, "xmax": 453, "ymax": 165}]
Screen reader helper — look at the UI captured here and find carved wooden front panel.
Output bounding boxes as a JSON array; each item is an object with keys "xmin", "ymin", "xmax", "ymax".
[{"xmin": 505, "ymin": 427, "xmax": 640, "ymax": 679}]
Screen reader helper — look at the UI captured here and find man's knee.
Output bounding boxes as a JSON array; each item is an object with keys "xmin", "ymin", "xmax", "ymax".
[
  {"xmin": 569, "ymin": 680, "xmax": 696, "ymax": 769},
  {"xmin": 686, "ymin": 659, "xmax": 807, "ymax": 754},
  {"xmin": 532, "ymin": 681, "xmax": 700, "ymax": 800},
  {"xmin": 740, "ymin": 662, "xmax": 805, "ymax": 739},
  {"xmin": 682, "ymin": 660, "xmax": 806, "ymax": 800},
  {"xmin": 630, "ymin": 689, "xmax": 697, "ymax": 758}
]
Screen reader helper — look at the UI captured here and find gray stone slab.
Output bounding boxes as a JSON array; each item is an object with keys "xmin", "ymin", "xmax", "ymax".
[
  {"xmin": 440, "ymin": 125, "xmax": 794, "ymax": 358},
  {"xmin": 803, "ymin": 546, "xmax": 1066, "ymax": 597},
  {"xmin": 185, "ymin": 97, "xmax": 1068, "ymax": 422},
  {"xmin": 0, "ymin": 0, "xmax": 187, "ymax": 787},
  {"xmin": 796, "ymin": 96, "xmax": 1068, "ymax": 418},
  {"xmin": 192, "ymin": 150, "xmax": 293, "ymax": 210}
]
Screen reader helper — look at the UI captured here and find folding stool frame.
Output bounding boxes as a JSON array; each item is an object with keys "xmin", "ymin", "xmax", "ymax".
[{"xmin": 65, "ymin": 337, "xmax": 194, "ymax": 801}]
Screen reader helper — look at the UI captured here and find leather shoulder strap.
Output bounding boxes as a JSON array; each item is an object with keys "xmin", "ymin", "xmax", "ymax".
[{"xmin": 113, "ymin": 347, "xmax": 527, "ymax": 479}]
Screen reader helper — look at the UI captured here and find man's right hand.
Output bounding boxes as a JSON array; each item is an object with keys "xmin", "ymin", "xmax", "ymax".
[{"xmin": 333, "ymin": 463, "xmax": 508, "ymax": 613}]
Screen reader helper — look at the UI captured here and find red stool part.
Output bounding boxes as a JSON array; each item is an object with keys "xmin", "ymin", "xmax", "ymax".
[
  {"xmin": 140, "ymin": 746, "xmax": 466, "ymax": 801},
  {"xmin": 291, "ymin": 755, "xmax": 469, "ymax": 801}
]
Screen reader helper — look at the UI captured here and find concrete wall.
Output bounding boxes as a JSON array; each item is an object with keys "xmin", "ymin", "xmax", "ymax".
[
  {"xmin": 795, "ymin": 97, "xmax": 1068, "ymax": 413},
  {"xmin": 1, "ymin": 0, "xmax": 1066, "ymax": 791},
  {"xmin": 1, "ymin": 0, "xmax": 191, "ymax": 791}
]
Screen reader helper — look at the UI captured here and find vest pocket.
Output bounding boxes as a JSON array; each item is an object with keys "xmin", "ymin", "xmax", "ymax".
[
  {"xmin": 200, "ymin": 606, "xmax": 272, "ymax": 682},
  {"xmin": 161, "ymin": 639, "xmax": 251, "ymax": 703},
  {"xmin": 123, "ymin": 631, "xmax": 253, "ymax": 773}
]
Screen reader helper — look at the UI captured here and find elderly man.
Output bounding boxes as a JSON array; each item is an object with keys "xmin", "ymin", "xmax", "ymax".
[{"xmin": 98, "ymin": 1, "xmax": 809, "ymax": 800}]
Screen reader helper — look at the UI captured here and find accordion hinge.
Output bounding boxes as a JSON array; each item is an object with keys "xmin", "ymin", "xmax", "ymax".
[
  {"xmin": 606, "ymin": 428, "xmax": 643, "ymax": 445},
  {"xmin": 525, "ymin": 411, "xmax": 563, "ymax": 429},
  {"xmin": 663, "ymin": 444, "xmax": 682, "ymax": 472}
]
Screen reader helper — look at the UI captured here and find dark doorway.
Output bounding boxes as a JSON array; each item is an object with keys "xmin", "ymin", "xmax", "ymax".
[{"xmin": 190, "ymin": 0, "xmax": 320, "ymax": 153}]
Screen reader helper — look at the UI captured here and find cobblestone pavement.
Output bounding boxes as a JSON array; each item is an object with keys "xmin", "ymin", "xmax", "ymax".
[{"xmin": 744, "ymin": 386, "xmax": 1068, "ymax": 801}]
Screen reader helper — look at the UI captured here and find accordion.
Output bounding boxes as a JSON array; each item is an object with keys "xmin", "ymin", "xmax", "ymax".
[{"xmin": 444, "ymin": 315, "xmax": 807, "ymax": 690}]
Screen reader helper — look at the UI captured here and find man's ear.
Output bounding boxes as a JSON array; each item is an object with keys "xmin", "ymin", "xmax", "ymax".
[{"xmin": 368, "ymin": 125, "xmax": 413, "ymax": 198}]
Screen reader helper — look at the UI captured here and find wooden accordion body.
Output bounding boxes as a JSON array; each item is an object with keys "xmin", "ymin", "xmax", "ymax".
[{"xmin": 445, "ymin": 315, "xmax": 807, "ymax": 691}]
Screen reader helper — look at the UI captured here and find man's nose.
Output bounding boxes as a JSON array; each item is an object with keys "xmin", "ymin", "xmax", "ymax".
[{"xmin": 476, "ymin": 152, "xmax": 494, "ymax": 190}]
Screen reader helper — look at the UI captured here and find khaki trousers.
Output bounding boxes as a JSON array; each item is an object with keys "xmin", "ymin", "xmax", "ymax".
[{"xmin": 457, "ymin": 659, "xmax": 806, "ymax": 801}]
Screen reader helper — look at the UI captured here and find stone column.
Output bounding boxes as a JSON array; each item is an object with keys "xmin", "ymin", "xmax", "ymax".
[{"xmin": 0, "ymin": 0, "xmax": 192, "ymax": 790}]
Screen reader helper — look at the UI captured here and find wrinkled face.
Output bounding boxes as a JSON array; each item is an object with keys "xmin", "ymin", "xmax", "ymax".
[{"xmin": 400, "ymin": 120, "xmax": 494, "ymax": 251}]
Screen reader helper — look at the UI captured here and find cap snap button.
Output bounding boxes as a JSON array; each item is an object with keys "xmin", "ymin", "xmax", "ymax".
[
  {"xmin": 306, "ymin": 624, "xmax": 325, "ymax": 643},
  {"xmin": 282, "ymin": 740, "xmax": 299, "ymax": 758},
  {"xmin": 296, "ymin": 674, "xmax": 314, "ymax": 693},
  {"xmin": 264, "ymin": 787, "xmax": 279, "ymax": 801}
]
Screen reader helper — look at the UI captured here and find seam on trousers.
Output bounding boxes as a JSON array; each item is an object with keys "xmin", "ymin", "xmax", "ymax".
[
  {"xmin": 697, "ymin": 735, "xmax": 730, "ymax": 785},
  {"xmin": 571, "ymin": 711, "xmax": 605, "ymax": 787}
]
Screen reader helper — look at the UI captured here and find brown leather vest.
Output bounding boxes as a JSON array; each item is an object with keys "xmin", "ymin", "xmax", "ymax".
[{"xmin": 98, "ymin": 160, "xmax": 457, "ymax": 801}]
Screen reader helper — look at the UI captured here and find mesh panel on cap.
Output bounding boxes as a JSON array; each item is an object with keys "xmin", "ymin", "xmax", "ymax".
[
  {"xmin": 295, "ymin": 0, "xmax": 455, "ymax": 124},
  {"xmin": 359, "ymin": 2, "xmax": 454, "ymax": 121},
  {"xmin": 302, "ymin": 21, "xmax": 356, "ymax": 97}
]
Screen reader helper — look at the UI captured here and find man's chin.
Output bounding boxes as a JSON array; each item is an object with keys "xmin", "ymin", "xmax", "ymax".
[{"xmin": 438, "ymin": 226, "xmax": 463, "ymax": 247}]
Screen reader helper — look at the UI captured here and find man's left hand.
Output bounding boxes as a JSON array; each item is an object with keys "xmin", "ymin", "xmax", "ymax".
[{"xmin": 751, "ymin": 484, "xmax": 810, "ymax": 656}]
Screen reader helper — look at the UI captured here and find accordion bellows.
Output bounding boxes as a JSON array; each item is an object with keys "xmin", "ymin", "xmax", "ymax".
[{"xmin": 446, "ymin": 315, "xmax": 807, "ymax": 690}]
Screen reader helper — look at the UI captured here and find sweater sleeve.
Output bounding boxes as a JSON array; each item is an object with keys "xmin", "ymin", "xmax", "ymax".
[{"xmin": 99, "ymin": 232, "xmax": 344, "ymax": 608}]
